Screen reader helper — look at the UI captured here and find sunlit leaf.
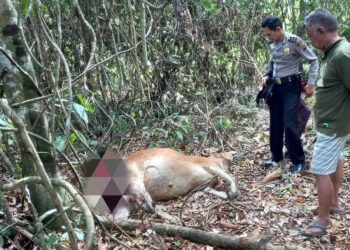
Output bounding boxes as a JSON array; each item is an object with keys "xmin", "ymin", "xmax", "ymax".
[
  {"xmin": 76, "ymin": 94, "xmax": 93, "ymax": 113},
  {"xmin": 0, "ymin": 113, "xmax": 9, "ymax": 126},
  {"xmin": 70, "ymin": 132, "xmax": 77, "ymax": 143},
  {"xmin": 175, "ymin": 130, "xmax": 183, "ymax": 141},
  {"xmin": 74, "ymin": 228, "xmax": 85, "ymax": 241},
  {"xmin": 73, "ymin": 102, "xmax": 89, "ymax": 124},
  {"xmin": 54, "ymin": 135, "xmax": 67, "ymax": 151}
]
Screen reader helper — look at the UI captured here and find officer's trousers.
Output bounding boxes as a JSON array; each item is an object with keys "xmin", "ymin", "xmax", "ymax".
[{"xmin": 269, "ymin": 78, "xmax": 305, "ymax": 165}]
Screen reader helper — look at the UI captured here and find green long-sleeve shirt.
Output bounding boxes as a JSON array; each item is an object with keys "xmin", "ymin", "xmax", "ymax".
[{"xmin": 314, "ymin": 38, "xmax": 350, "ymax": 136}]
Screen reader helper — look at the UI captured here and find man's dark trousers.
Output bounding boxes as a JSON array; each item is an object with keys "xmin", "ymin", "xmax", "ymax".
[{"xmin": 269, "ymin": 76, "xmax": 305, "ymax": 165}]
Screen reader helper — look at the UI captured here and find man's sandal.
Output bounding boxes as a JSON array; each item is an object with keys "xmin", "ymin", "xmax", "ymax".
[{"xmin": 301, "ymin": 222, "xmax": 328, "ymax": 237}]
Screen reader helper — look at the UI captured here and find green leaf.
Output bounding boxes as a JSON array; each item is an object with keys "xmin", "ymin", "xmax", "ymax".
[
  {"xmin": 216, "ymin": 116, "xmax": 231, "ymax": 129},
  {"xmin": 181, "ymin": 116, "xmax": 190, "ymax": 126},
  {"xmin": 16, "ymin": 161, "xmax": 23, "ymax": 170},
  {"xmin": 0, "ymin": 113, "xmax": 10, "ymax": 126},
  {"xmin": 21, "ymin": 0, "xmax": 30, "ymax": 15},
  {"xmin": 62, "ymin": 232, "xmax": 68, "ymax": 240},
  {"xmin": 342, "ymin": 147, "xmax": 350, "ymax": 157},
  {"xmin": 173, "ymin": 240, "xmax": 181, "ymax": 247},
  {"xmin": 288, "ymin": 187, "xmax": 297, "ymax": 195},
  {"xmin": 54, "ymin": 135, "xmax": 67, "ymax": 151},
  {"xmin": 74, "ymin": 228, "xmax": 85, "ymax": 241},
  {"xmin": 46, "ymin": 233, "xmax": 59, "ymax": 246},
  {"xmin": 76, "ymin": 94, "xmax": 93, "ymax": 113},
  {"xmin": 74, "ymin": 130, "xmax": 88, "ymax": 145},
  {"xmin": 89, "ymin": 140, "xmax": 99, "ymax": 146},
  {"xmin": 200, "ymin": 0, "xmax": 217, "ymax": 13},
  {"xmin": 40, "ymin": 2, "xmax": 48, "ymax": 12},
  {"xmin": 175, "ymin": 131, "xmax": 183, "ymax": 141},
  {"xmin": 114, "ymin": 17, "xmax": 121, "ymax": 26},
  {"xmin": 155, "ymin": 128, "xmax": 168, "ymax": 134},
  {"xmin": 221, "ymin": 118, "xmax": 231, "ymax": 129},
  {"xmin": 73, "ymin": 103, "xmax": 89, "ymax": 124},
  {"xmin": 197, "ymin": 131, "xmax": 206, "ymax": 137},
  {"xmin": 69, "ymin": 133, "xmax": 77, "ymax": 143}
]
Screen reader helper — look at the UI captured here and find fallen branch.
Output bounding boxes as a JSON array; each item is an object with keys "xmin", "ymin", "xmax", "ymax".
[{"xmin": 98, "ymin": 218, "xmax": 303, "ymax": 250}]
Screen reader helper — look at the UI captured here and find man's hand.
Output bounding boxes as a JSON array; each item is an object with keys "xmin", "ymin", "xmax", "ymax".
[
  {"xmin": 304, "ymin": 83, "xmax": 314, "ymax": 97},
  {"xmin": 262, "ymin": 75, "xmax": 270, "ymax": 86},
  {"xmin": 297, "ymin": 40, "xmax": 306, "ymax": 50}
]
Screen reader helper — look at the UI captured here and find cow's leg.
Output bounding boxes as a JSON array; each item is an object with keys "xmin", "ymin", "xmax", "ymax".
[{"xmin": 202, "ymin": 165, "xmax": 238, "ymax": 198}]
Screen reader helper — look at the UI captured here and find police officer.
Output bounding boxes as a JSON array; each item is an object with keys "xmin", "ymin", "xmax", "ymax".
[{"xmin": 261, "ymin": 15, "xmax": 319, "ymax": 173}]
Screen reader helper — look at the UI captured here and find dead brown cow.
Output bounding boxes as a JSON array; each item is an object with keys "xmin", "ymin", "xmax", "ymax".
[{"xmin": 116, "ymin": 148, "xmax": 238, "ymax": 219}]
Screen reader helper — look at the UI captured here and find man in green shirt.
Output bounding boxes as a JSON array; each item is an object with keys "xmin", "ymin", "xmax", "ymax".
[{"xmin": 302, "ymin": 8, "xmax": 350, "ymax": 237}]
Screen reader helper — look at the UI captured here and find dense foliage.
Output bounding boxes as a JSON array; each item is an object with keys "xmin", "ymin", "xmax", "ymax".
[{"xmin": 1, "ymin": 0, "xmax": 348, "ymax": 153}]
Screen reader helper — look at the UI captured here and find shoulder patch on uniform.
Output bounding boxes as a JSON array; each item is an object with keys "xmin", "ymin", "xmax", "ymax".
[{"xmin": 287, "ymin": 37, "xmax": 299, "ymax": 44}]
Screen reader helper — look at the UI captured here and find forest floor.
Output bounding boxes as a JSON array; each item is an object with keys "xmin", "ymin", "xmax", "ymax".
[
  {"xmin": 2, "ymin": 104, "xmax": 350, "ymax": 250},
  {"xmin": 116, "ymin": 106, "xmax": 350, "ymax": 250}
]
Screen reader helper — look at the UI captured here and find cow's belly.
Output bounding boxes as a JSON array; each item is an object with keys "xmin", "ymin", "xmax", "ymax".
[{"xmin": 144, "ymin": 163, "xmax": 212, "ymax": 201}]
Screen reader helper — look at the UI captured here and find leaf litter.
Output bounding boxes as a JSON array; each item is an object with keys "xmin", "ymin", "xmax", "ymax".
[
  {"xmin": 120, "ymin": 107, "xmax": 350, "ymax": 249},
  {"xmin": 2, "ymin": 106, "xmax": 350, "ymax": 249}
]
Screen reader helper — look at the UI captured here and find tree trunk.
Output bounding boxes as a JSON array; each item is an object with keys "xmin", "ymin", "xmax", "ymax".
[
  {"xmin": 0, "ymin": 0, "xmax": 61, "ymax": 228},
  {"xmin": 139, "ymin": 0, "xmax": 149, "ymax": 71}
]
